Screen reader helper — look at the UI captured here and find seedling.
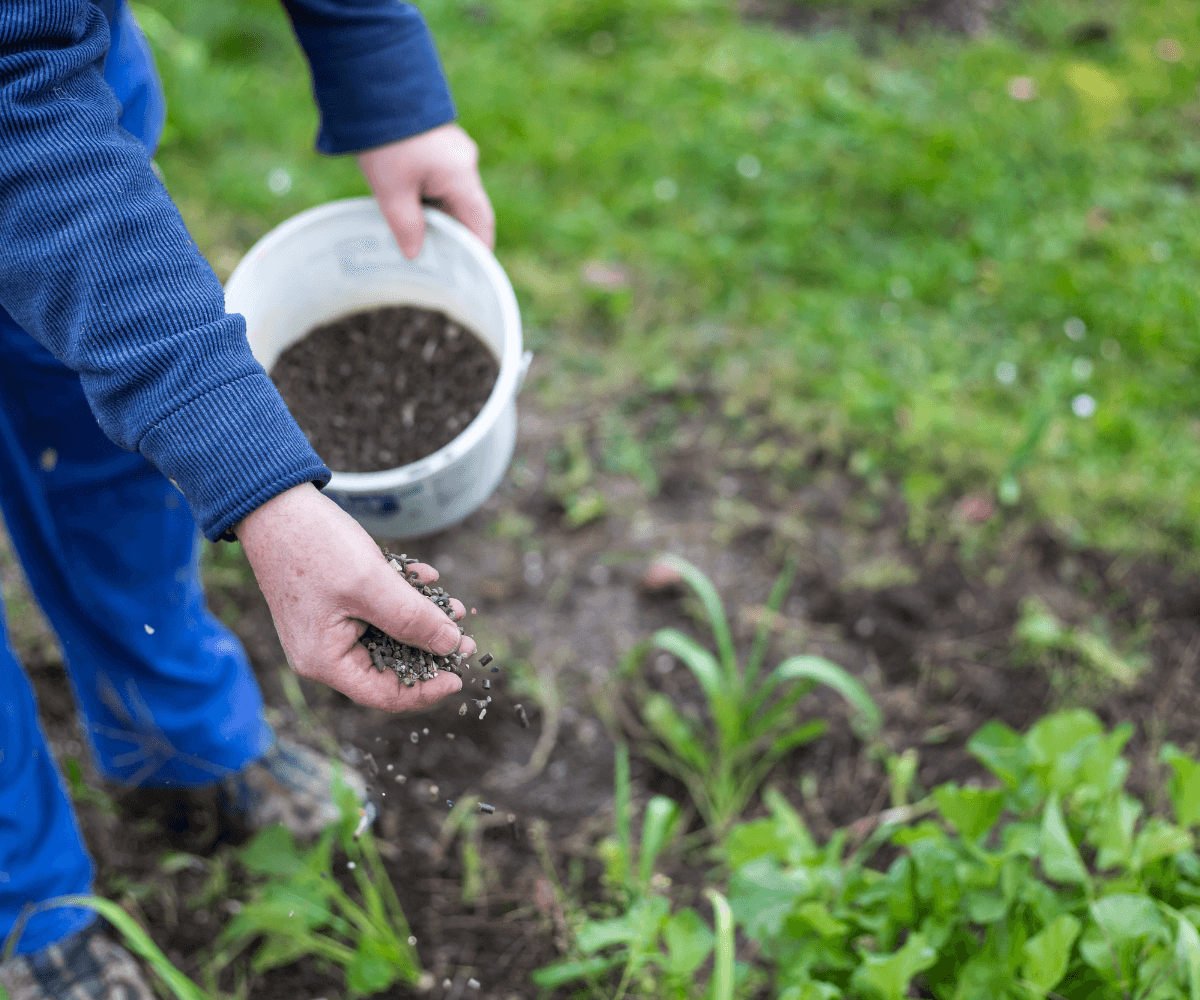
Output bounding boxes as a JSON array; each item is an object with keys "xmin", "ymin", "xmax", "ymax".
[
  {"xmin": 533, "ymin": 744, "xmax": 729, "ymax": 1000},
  {"xmin": 637, "ymin": 554, "xmax": 881, "ymax": 832},
  {"xmin": 205, "ymin": 773, "xmax": 420, "ymax": 998}
]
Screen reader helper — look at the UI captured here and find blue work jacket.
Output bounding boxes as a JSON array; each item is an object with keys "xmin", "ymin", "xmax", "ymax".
[{"xmin": 0, "ymin": 0, "xmax": 457, "ymax": 540}]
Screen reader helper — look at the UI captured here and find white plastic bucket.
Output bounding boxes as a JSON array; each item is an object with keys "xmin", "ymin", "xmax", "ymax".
[{"xmin": 224, "ymin": 197, "xmax": 529, "ymax": 538}]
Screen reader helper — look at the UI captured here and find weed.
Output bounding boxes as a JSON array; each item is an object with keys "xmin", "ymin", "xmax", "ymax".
[
  {"xmin": 1014, "ymin": 595, "xmax": 1149, "ymax": 691},
  {"xmin": 3, "ymin": 895, "xmax": 213, "ymax": 1000},
  {"xmin": 206, "ymin": 776, "xmax": 420, "ymax": 997},
  {"xmin": 634, "ymin": 554, "xmax": 881, "ymax": 832},
  {"xmin": 533, "ymin": 743, "xmax": 722, "ymax": 999}
]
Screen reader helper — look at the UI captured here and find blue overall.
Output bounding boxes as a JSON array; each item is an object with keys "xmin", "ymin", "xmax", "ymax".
[{"xmin": 0, "ymin": 2, "xmax": 271, "ymax": 954}]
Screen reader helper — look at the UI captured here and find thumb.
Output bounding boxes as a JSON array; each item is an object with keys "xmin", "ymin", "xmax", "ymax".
[
  {"xmin": 379, "ymin": 192, "xmax": 427, "ymax": 260},
  {"xmin": 355, "ymin": 560, "xmax": 476, "ymax": 659}
]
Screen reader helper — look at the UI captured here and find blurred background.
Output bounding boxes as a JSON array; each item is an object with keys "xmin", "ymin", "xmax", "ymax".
[{"xmin": 137, "ymin": 0, "xmax": 1200, "ymax": 556}]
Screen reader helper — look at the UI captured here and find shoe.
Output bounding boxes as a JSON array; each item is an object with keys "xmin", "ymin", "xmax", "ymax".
[
  {"xmin": 0, "ymin": 922, "xmax": 154, "ymax": 1000},
  {"xmin": 220, "ymin": 736, "xmax": 377, "ymax": 840}
]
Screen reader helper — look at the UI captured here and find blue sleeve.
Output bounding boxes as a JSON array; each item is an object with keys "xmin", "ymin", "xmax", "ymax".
[
  {"xmin": 280, "ymin": 0, "xmax": 457, "ymax": 155},
  {"xmin": 0, "ymin": 0, "xmax": 330, "ymax": 542}
]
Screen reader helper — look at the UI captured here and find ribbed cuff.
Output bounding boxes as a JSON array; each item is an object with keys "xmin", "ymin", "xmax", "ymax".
[
  {"xmin": 309, "ymin": 24, "xmax": 457, "ymax": 155},
  {"xmin": 138, "ymin": 374, "xmax": 332, "ymax": 541}
]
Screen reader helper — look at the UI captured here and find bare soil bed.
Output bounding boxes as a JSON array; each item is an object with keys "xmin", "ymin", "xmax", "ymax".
[
  {"xmin": 270, "ymin": 305, "xmax": 498, "ymax": 474},
  {"xmin": 10, "ymin": 371, "xmax": 1200, "ymax": 999}
]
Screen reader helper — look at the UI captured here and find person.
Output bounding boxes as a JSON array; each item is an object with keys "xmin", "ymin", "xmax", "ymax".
[{"xmin": 0, "ymin": 1, "xmax": 495, "ymax": 996}]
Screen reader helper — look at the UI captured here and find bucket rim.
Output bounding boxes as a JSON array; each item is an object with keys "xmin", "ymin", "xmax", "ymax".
[{"xmin": 226, "ymin": 196, "xmax": 524, "ymax": 495}]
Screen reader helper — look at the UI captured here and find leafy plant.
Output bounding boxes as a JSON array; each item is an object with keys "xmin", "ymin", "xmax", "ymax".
[
  {"xmin": 206, "ymin": 776, "xmax": 421, "ymax": 998},
  {"xmin": 638, "ymin": 554, "xmax": 881, "ymax": 832},
  {"xmin": 533, "ymin": 743, "xmax": 728, "ymax": 999},
  {"xmin": 721, "ymin": 708, "xmax": 1200, "ymax": 999}
]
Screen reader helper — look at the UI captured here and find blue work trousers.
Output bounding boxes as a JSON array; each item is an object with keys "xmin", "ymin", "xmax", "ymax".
[{"xmin": 0, "ymin": 1, "xmax": 271, "ymax": 954}]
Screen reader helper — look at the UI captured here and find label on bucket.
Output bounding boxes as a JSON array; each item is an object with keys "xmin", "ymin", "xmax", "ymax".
[{"xmin": 325, "ymin": 489, "xmax": 417, "ymax": 519}]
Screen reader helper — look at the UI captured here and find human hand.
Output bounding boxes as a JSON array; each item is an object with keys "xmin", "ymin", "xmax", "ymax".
[
  {"xmin": 357, "ymin": 122, "xmax": 495, "ymax": 260},
  {"xmin": 235, "ymin": 482, "xmax": 475, "ymax": 712}
]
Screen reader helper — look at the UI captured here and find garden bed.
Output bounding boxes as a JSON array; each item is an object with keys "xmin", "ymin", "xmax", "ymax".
[{"xmin": 9, "ymin": 374, "xmax": 1200, "ymax": 998}]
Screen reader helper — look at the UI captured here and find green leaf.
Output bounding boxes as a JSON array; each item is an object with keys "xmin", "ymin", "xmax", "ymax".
[
  {"xmin": 724, "ymin": 818, "xmax": 791, "ymax": 868},
  {"xmin": 652, "ymin": 554, "xmax": 736, "ymax": 676},
  {"xmin": 577, "ymin": 898, "xmax": 668, "ymax": 955},
  {"xmin": 615, "ymin": 742, "xmax": 633, "ymax": 891},
  {"xmin": 346, "ymin": 936, "xmax": 397, "ymax": 994},
  {"xmin": 1093, "ymin": 793, "xmax": 1142, "ymax": 870},
  {"xmin": 1015, "ymin": 597, "xmax": 1067, "ymax": 650},
  {"xmin": 639, "ymin": 796, "xmax": 681, "ymax": 889},
  {"xmin": 1131, "ymin": 818, "xmax": 1193, "ymax": 873},
  {"xmin": 530, "ymin": 954, "xmax": 625, "ymax": 989},
  {"xmin": 887, "ymin": 748, "xmax": 920, "ymax": 809},
  {"xmin": 577, "ymin": 914, "xmax": 640, "ymax": 954},
  {"xmin": 1163, "ymin": 744, "xmax": 1200, "ymax": 829},
  {"xmin": 1080, "ymin": 894, "xmax": 1170, "ymax": 978},
  {"xmin": 964, "ymin": 891, "xmax": 1008, "ymax": 924},
  {"xmin": 792, "ymin": 901, "xmax": 848, "ymax": 939},
  {"xmin": 728, "ymin": 857, "xmax": 812, "ymax": 941},
  {"xmin": 763, "ymin": 786, "xmax": 819, "ymax": 863},
  {"xmin": 1025, "ymin": 709, "xmax": 1104, "ymax": 795},
  {"xmin": 240, "ymin": 824, "xmax": 304, "ymax": 877},
  {"xmin": 746, "ymin": 557, "xmax": 799, "ymax": 686},
  {"xmin": 1022, "ymin": 914, "xmax": 1081, "ymax": 994},
  {"xmin": 652, "ymin": 627, "xmax": 724, "ymax": 704},
  {"xmin": 1040, "ymin": 794, "xmax": 1089, "ymax": 886},
  {"xmin": 967, "ymin": 721, "xmax": 1030, "ymax": 791},
  {"xmin": 707, "ymin": 889, "xmax": 735, "ymax": 1000},
  {"xmin": 1175, "ymin": 913, "xmax": 1200, "ymax": 1000},
  {"xmin": 772, "ymin": 655, "xmax": 881, "ymax": 738},
  {"xmin": 642, "ymin": 692, "xmax": 710, "ymax": 773},
  {"xmin": 25, "ymin": 896, "xmax": 213, "ymax": 1000},
  {"xmin": 933, "ymin": 783, "xmax": 1005, "ymax": 842},
  {"xmin": 251, "ymin": 935, "xmax": 312, "ymax": 975},
  {"xmin": 661, "ymin": 908, "xmax": 713, "ymax": 977},
  {"xmin": 849, "ymin": 932, "xmax": 937, "ymax": 1000}
]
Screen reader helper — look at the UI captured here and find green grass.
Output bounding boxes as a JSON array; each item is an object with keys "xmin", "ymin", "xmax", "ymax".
[{"xmin": 137, "ymin": 0, "xmax": 1200, "ymax": 553}]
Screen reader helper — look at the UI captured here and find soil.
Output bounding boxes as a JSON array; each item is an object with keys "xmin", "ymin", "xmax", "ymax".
[
  {"xmin": 270, "ymin": 306, "xmax": 499, "ymax": 474},
  {"xmin": 8, "ymin": 366, "xmax": 1200, "ymax": 999}
]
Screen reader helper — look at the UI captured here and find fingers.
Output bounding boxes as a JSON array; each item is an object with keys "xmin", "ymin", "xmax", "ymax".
[
  {"xmin": 379, "ymin": 191, "xmax": 427, "ymax": 260},
  {"xmin": 440, "ymin": 176, "xmax": 496, "ymax": 251},
  {"xmin": 407, "ymin": 562, "xmax": 439, "ymax": 584},
  {"xmin": 403, "ymin": 563, "xmax": 464, "ymax": 619},
  {"xmin": 302, "ymin": 649, "xmax": 463, "ymax": 713}
]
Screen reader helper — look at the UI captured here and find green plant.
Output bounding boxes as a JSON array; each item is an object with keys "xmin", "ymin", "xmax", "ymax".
[
  {"xmin": 206, "ymin": 776, "xmax": 421, "ymax": 998},
  {"xmin": 1014, "ymin": 596, "xmax": 1149, "ymax": 689},
  {"xmin": 3, "ymin": 895, "xmax": 214, "ymax": 1000},
  {"xmin": 533, "ymin": 743, "xmax": 724, "ymax": 999},
  {"xmin": 720, "ymin": 708, "xmax": 1200, "ymax": 999},
  {"xmin": 638, "ymin": 554, "xmax": 881, "ymax": 832}
]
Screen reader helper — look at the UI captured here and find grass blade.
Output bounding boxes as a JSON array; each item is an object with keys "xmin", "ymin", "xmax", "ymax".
[
  {"xmin": 707, "ymin": 889, "xmax": 735, "ymax": 1000},
  {"xmin": 745, "ymin": 557, "xmax": 798, "ymax": 688},
  {"xmin": 652, "ymin": 628, "xmax": 723, "ymax": 704},
  {"xmin": 773, "ymin": 655, "xmax": 882, "ymax": 738},
  {"xmin": 638, "ymin": 796, "xmax": 682, "ymax": 891},
  {"xmin": 615, "ymin": 741, "xmax": 633, "ymax": 893},
  {"xmin": 654, "ymin": 555, "xmax": 737, "ymax": 681},
  {"xmin": 42, "ymin": 896, "xmax": 212, "ymax": 1000}
]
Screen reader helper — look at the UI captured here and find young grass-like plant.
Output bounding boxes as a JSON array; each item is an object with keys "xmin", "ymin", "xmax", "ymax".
[
  {"xmin": 533, "ymin": 744, "xmax": 722, "ymax": 1000},
  {"xmin": 3, "ymin": 895, "xmax": 214, "ymax": 1000},
  {"xmin": 640, "ymin": 554, "xmax": 881, "ymax": 833}
]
